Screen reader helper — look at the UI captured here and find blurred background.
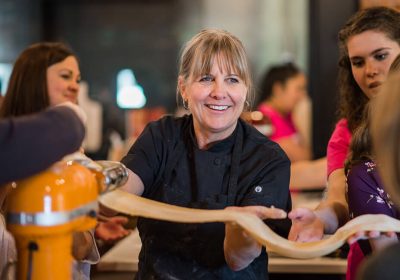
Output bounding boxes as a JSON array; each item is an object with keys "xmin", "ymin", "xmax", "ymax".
[{"xmin": 0, "ymin": 0, "xmax": 391, "ymax": 161}]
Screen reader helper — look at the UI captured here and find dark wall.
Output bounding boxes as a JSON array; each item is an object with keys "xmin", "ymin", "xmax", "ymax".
[
  {"xmin": 40, "ymin": 0, "xmax": 181, "ymax": 158},
  {"xmin": 308, "ymin": 0, "xmax": 358, "ymax": 158},
  {"xmin": 0, "ymin": 0, "xmax": 42, "ymax": 61}
]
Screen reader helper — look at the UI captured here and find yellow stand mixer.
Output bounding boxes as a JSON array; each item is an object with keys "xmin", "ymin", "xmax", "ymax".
[{"xmin": 5, "ymin": 156, "xmax": 128, "ymax": 280}]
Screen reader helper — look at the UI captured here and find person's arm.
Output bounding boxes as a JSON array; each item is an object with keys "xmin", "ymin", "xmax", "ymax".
[
  {"xmin": 289, "ymin": 120, "xmax": 351, "ymax": 240},
  {"xmin": 290, "ymin": 157, "xmax": 327, "ymax": 190},
  {"xmin": 72, "ymin": 231, "xmax": 96, "ymax": 261},
  {"xmin": 99, "ymin": 168, "xmax": 144, "ymax": 217},
  {"xmin": 276, "ymin": 137, "xmax": 311, "ymax": 162},
  {"xmin": 0, "ymin": 104, "xmax": 85, "ymax": 184},
  {"xmin": 316, "ymin": 168, "xmax": 349, "ymax": 233},
  {"xmin": 224, "ymin": 206, "xmax": 287, "ymax": 271},
  {"xmin": 292, "ymin": 96, "xmax": 312, "ymax": 149},
  {"xmin": 288, "ymin": 168, "xmax": 349, "ymax": 241}
]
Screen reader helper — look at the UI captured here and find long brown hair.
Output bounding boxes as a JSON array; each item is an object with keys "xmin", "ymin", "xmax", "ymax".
[
  {"xmin": 0, "ymin": 42, "xmax": 76, "ymax": 118},
  {"xmin": 345, "ymin": 103, "xmax": 372, "ymax": 174},
  {"xmin": 372, "ymin": 71, "xmax": 400, "ymax": 205},
  {"xmin": 345, "ymin": 54, "xmax": 400, "ymax": 174},
  {"xmin": 337, "ymin": 6, "xmax": 400, "ymax": 133}
]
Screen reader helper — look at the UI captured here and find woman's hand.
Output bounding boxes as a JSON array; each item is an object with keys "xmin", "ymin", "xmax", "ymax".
[
  {"xmin": 95, "ymin": 216, "xmax": 130, "ymax": 243},
  {"xmin": 347, "ymin": 230, "xmax": 397, "ymax": 249},
  {"xmin": 288, "ymin": 207, "xmax": 325, "ymax": 242},
  {"xmin": 224, "ymin": 205, "xmax": 286, "ymax": 271}
]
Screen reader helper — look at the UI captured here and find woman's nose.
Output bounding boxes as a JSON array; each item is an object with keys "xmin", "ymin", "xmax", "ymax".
[
  {"xmin": 210, "ymin": 80, "xmax": 226, "ymax": 99},
  {"xmin": 365, "ymin": 61, "xmax": 378, "ymax": 78},
  {"xmin": 69, "ymin": 81, "xmax": 80, "ymax": 92}
]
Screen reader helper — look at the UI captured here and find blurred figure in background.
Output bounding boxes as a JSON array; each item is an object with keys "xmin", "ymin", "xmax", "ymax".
[
  {"xmin": 257, "ymin": 62, "xmax": 326, "ymax": 190},
  {"xmin": 345, "ymin": 101, "xmax": 399, "ymax": 280},
  {"xmin": 0, "ymin": 102, "xmax": 86, "ymax": 279},
  {"xmin": 356, "ymin": 56, "xmax": 400, "ymax": 280},
  {"xmin": 0, "ymin": 42, "xmax": 128, "ymax": 279}
]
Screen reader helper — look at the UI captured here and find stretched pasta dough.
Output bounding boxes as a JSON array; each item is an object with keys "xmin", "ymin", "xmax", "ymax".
[{"xmin": 99, "ymin": 190, "xmax": 400, "ymax": 259}]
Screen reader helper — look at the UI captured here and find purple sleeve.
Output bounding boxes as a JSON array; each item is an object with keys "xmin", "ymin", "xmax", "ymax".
[
  {"xmin": 347, "ymin": 161, "xmax": 398, "ymax": 218},
  {"xmin": 0, "ymin": 106, "xmax": 85, "ymax": 184}
]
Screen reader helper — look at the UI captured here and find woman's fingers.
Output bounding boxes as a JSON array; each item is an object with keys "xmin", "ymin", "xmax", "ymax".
[{"xmin": 226, "ymin": 205, "xmax": 287, "ymax": 220}]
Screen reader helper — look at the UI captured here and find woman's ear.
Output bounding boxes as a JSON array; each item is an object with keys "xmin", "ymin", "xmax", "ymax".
[{"xmin": 178, "ymin": 76, "xmax": 187, "ymax": 101}]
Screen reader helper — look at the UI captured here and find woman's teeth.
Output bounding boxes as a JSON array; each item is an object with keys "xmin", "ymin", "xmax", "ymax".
[{"xmin": 207, "ymin": 105, "xmax": 229, "ymax": 111}]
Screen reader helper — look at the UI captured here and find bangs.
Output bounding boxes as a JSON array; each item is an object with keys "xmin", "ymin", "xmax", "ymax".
[{"xmin": 188, "ymin": 37, "xmax": 248, "ymax": 84}]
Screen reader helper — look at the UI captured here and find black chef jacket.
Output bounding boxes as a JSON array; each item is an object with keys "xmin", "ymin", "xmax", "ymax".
[{"xmin": 122, "ymin": 114, "xmax": 291, "ymax": 280}]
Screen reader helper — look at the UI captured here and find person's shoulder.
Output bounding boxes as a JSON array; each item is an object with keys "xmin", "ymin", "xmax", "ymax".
[
  {"xmin": 147, "ymin": 114, "xmax": 190, "ymax": 137},
  {"xmin": 329, "ymin": 118, "xmax": 352, "ymax": 143},
  {"xmin": 335, "ymin": 118, "xmax": 351, "ymax": 133},
  {"xmin": 240, "ymin": 119, "xmax": 289, "ymax": 162},
  {"xmin": 347, "ymin": 160, "xmax": 375, "ymax": 178}
]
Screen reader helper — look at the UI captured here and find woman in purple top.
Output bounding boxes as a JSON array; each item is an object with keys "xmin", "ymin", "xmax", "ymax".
[{"xmin": 345, "ymin": 103, "xmax": 399, "ymax": 280}]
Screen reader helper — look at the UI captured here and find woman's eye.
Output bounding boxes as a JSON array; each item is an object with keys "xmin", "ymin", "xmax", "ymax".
[
  {"xmin": 351, "ymin": 60, "xmax": 364, "ymax": 68},
  {"xmin": 375, "ymin": 53, "xmax": 388, "ymax": 61},
  {"xmin": 61, "ymin": 74, "xmax": 71, "ymax": 80},
  {"xmin": 199, "ymin": 75, "xmax": 213, "ymax": 82},
  {"xmin": 227, "ymin": 77, "xmax": 239, "ymax": 83}
]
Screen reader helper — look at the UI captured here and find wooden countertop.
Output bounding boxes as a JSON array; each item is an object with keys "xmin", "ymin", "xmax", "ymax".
[
  {"xmin": 97, "ymin": 229, "xmax": 346, "ymax": 274},
  {"xmin": 97, "ymin": 191, "xmax": 346, "ymax": 274}
]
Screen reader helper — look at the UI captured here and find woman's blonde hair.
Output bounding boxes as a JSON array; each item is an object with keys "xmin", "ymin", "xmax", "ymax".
[
  {"xmin": 176, "ymin": 29, "xmax": 253, "ymax": 111},
  {"xmin": 371, "ymin": 70, "xmax": 400, "ymax": 205}
]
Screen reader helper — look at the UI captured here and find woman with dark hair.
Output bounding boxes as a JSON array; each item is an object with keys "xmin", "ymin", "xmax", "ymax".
[
  {"xmin": 257, "ymin": 63, "xmax": 309, "ymax": 162},
  {"xmin": 257, "ymin": 62, "xmax": 326, "ymax": 190},
  {"xmin": 289, "ymin": 5, "xmax": 400, "ymax": 270},
  {"xmin": 0, "ymin": 42, "xmax": 77, "ymax": 118},
  {"xmin": 0, "ymin": 42, "xmax": 128, "ymax": 279}
]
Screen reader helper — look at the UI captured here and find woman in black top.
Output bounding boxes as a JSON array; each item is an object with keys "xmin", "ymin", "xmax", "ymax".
[{"xmin": 120, "ymin": 29, "xmax": 291, "ymax": 279}]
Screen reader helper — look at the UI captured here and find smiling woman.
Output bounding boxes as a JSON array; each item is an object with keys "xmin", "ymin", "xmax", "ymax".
[
  {"xmin": 112, "ymin": 29, "xmax": 292, "ymax": 279},
  {"xmin": 0, "ymin": 43, "xmax": 79, "ymax": 118},
  {"xmin": 0, "ymin": 42, "xmax": 100, "ymax": 280},
  {"xmin": 47, "ymin": 55, "xmax": 81, "ymax": 106}
]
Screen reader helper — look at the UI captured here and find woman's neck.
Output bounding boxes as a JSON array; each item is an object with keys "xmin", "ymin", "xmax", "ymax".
[{"xmin": 193, "ymin": 122, "xmax": 237, "ymax": 150}]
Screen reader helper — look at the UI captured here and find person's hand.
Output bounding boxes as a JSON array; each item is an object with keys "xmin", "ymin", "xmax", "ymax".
[
  {"xmin": 224, "ymin": 205, "xmax": 287, "ymax": 271},
  {"xmin": 288, "ymin": 207, "xmax": 324, "ymax": 242},
  {"xmin": 56, "ymin": 101, "xmax": 87, "ymax": 125},
  {"xmin": 224, "ymin": 205, "xmax": 287, "ymax": 247},
  {"xmin": 226, "ymin": 205, "xmax": 287, "ymax": 220},
  {"xmin": 347, "ymin": 230, "xmax": 397, "ymax": 245},
  {"xmin": 95, "ymin": 216, "xmax": 130, "ymax": 243}
]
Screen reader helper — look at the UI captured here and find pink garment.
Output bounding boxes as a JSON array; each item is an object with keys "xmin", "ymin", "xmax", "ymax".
[
  {"xmin": 258, "ymin": 104, "xmax": 296, "ymax": 141},
  {"xmin": 346, "ymin": 243, "xmax": 364, "ymax": 280},
  {"xmin": 326, "ymin": 119, "xmax": 352, "ymax": 176}
]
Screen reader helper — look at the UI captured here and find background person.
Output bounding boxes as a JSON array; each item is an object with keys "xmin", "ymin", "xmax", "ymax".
[
  {"xmin": 0, "ymin": 42, "xmax": 128, "ymax": 279},
  {"xmin": 288, "ymin": 5, "xmax": 400, "ymax": 256},
  {"xmin": 257, "ymin": 62, "xmax": 327, "ymax": 190}
]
